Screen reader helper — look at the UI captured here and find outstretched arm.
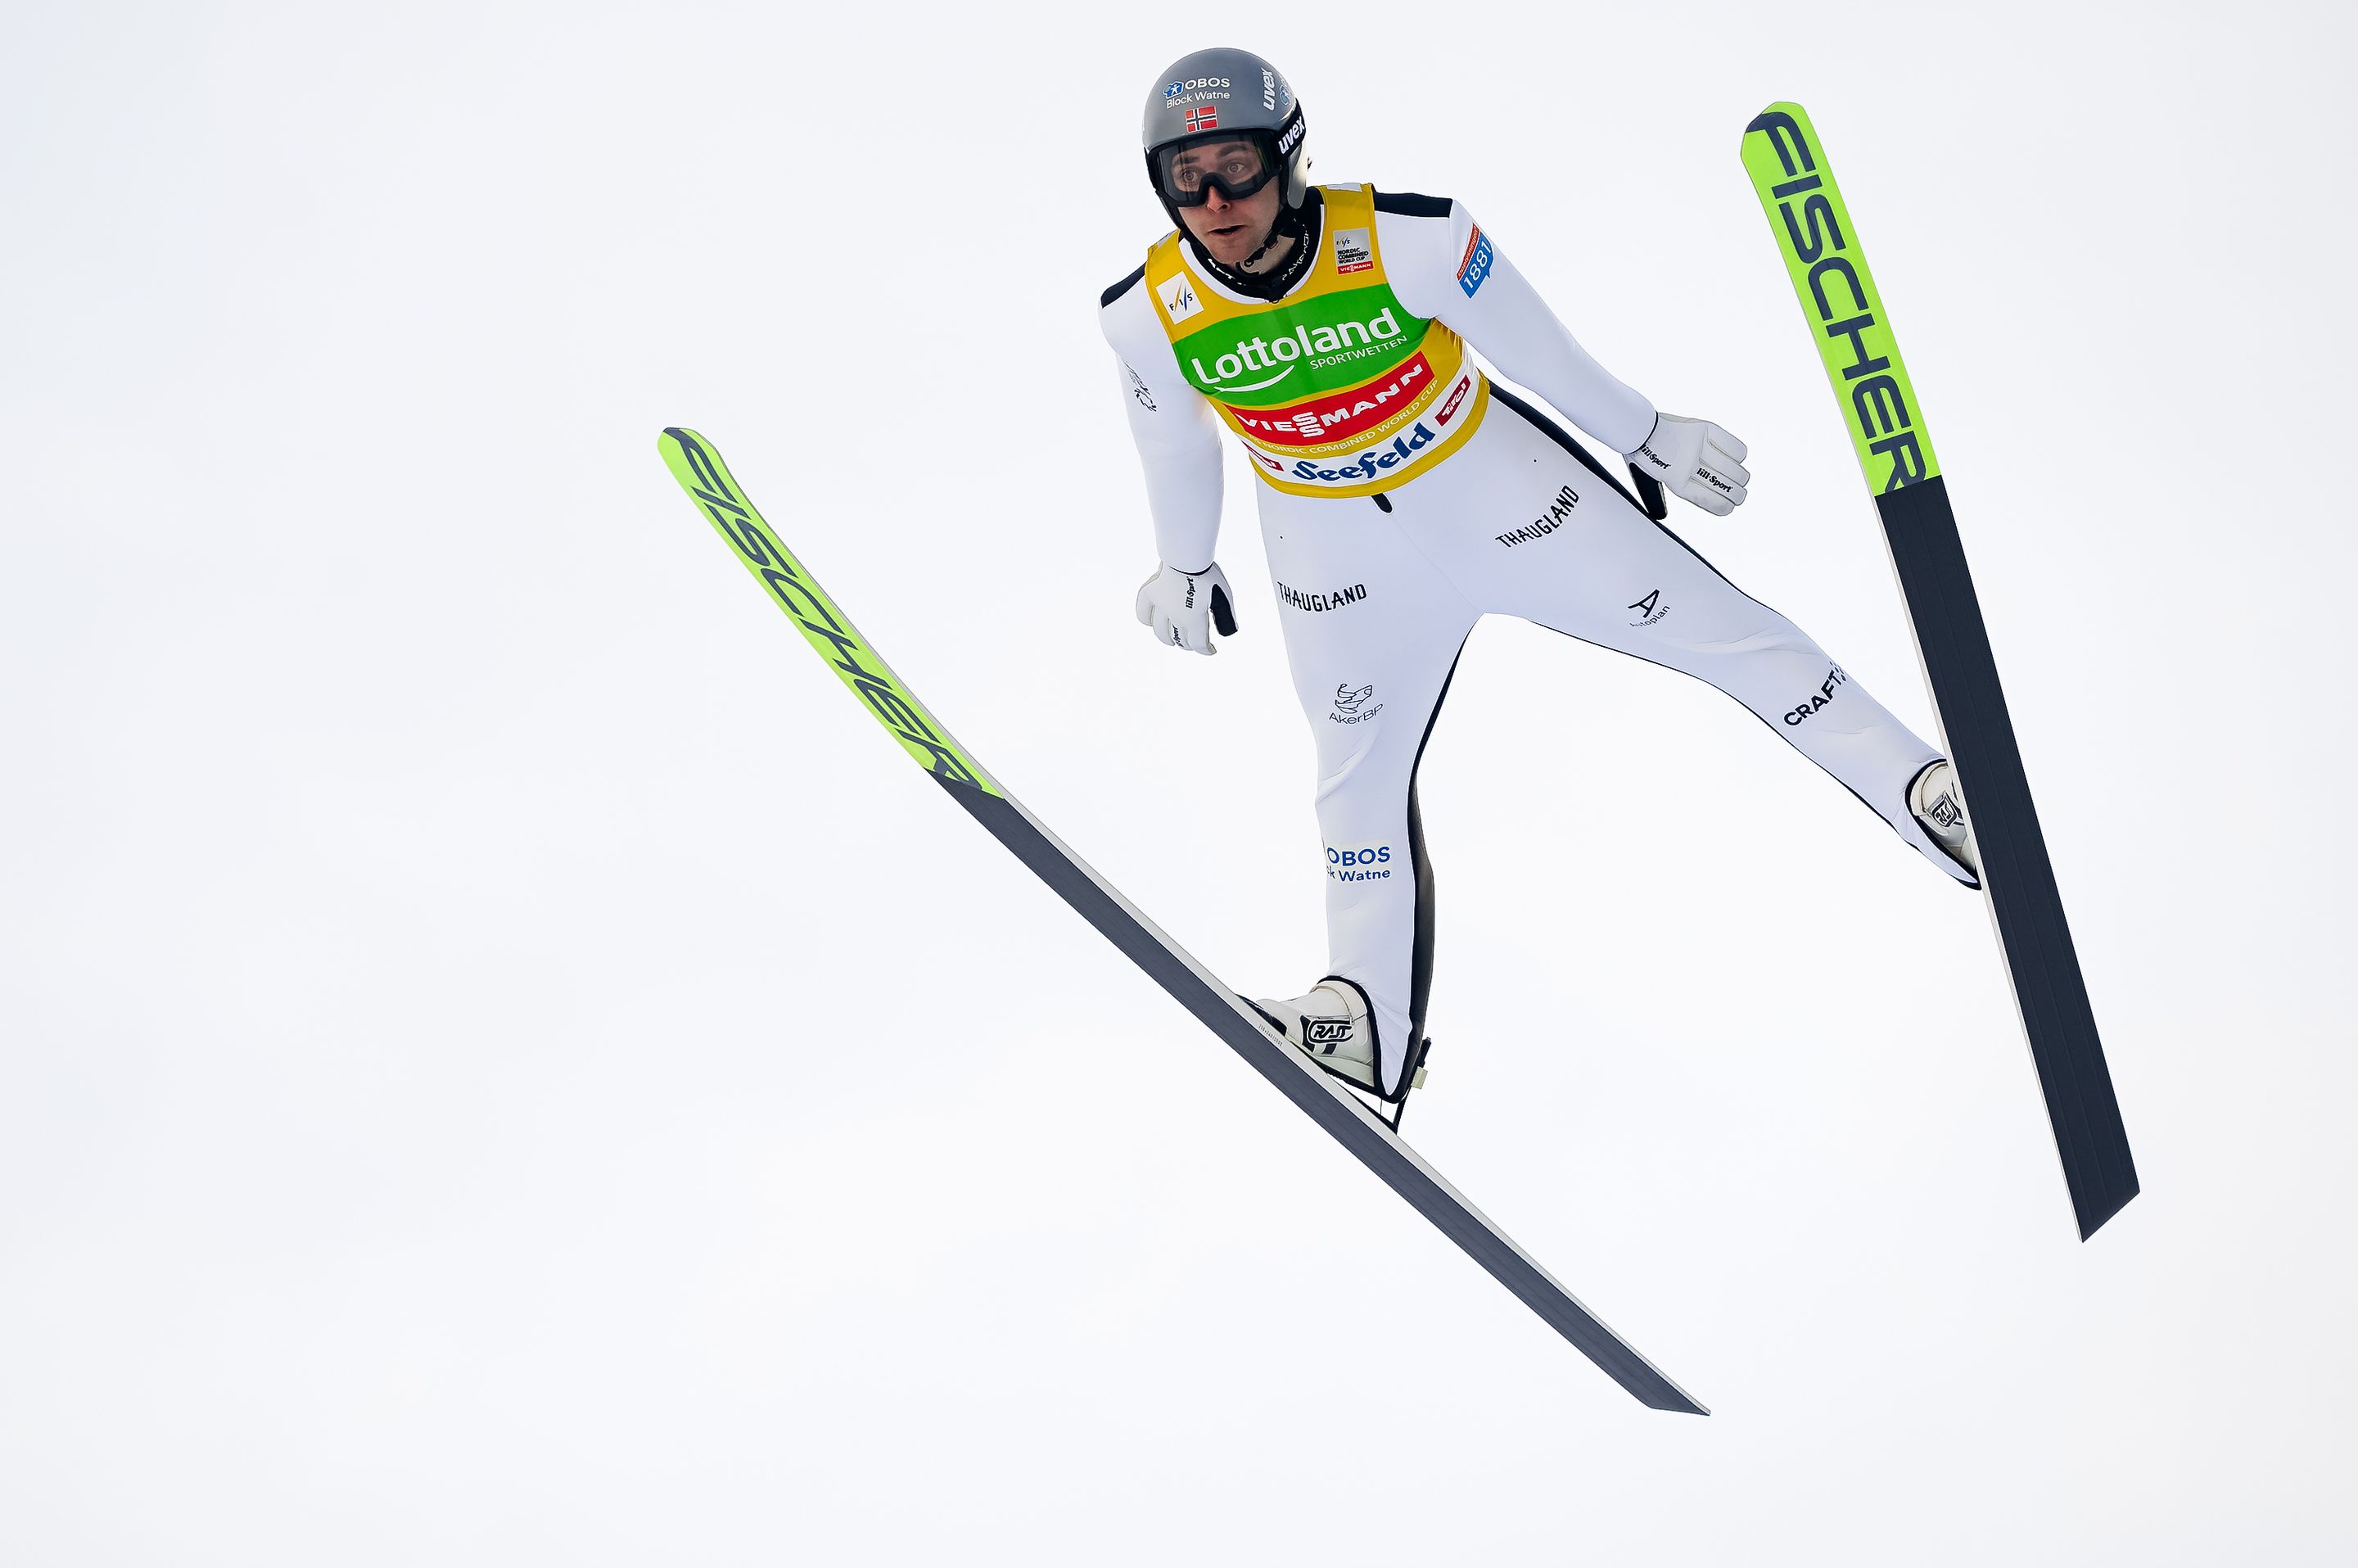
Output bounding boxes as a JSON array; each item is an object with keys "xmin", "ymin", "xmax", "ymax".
[{"xmin": 1378, "ymin": 193, "xmax": 1750, "ymax": 515}]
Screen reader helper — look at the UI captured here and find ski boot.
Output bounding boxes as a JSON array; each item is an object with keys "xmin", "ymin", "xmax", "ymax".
[
  {"xmin": 1909, "ymin": 758, "xmax": 1981, "ymax": 884},
  {"xmin": 1249, "ymin": 977, "xmax": 1428, "ymax": 1096}
]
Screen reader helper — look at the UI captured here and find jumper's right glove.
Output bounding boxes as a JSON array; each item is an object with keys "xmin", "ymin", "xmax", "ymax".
[
  {"xmin": 1625, "ymin": 413, "xmax": 1751, "ymax": 517},
  {"xmin": 1134, "ymin": 562, "xmax": 1237, "ymax": 656}
]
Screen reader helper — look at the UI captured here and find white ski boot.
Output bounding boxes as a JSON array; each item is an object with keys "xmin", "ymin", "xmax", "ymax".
[
  {"xmin": 1249, "ymin": 977, "xmax": 1427, "ymax": 1095},
  {"xmin": 1909, "ymin": 759, "xmax": 1981, "ymax": 883}
]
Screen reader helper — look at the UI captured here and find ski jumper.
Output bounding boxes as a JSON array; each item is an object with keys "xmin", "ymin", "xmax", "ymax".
[{"xmin": 1100, "ymin": 185, "xmax": 1962, "ymax": 1099}]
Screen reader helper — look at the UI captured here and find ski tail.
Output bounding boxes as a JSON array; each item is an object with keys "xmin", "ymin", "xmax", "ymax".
[
  {"xmin": 654, "ymin": 427, "xmax": 1708, "ymax": 1411},
  {"xmin": 1737, "ymin": 107, "xmax": 2139, "ymax": 1239}
]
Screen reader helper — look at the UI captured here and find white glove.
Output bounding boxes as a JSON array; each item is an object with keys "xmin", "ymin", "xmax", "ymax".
[
  {"xmin": 1134, "ymin": 562, "xmax": 1236, "ymax": 656},
  {"xmin": 1626, "ymin": 413, "xmax": 1750, "ymax": 517}
]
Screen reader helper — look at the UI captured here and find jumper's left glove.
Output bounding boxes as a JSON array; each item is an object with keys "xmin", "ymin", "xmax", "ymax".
[
  {"xmin": 1134, "ymin": 562, "xmax": 1237, "ymax": 656},
  {"xmin": 1626, "ymin": 413, "xmax": 1750, "ymax": 517}
]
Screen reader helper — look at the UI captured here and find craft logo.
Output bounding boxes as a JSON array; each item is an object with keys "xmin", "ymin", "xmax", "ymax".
[
  {"xmin": 1185, "ymin": 105, "xmax": 1217, "ymax": 133},
  {"xmin": 1784, "ymin": 665, "xmax": 1850, "ymax": 725},
  {"xmin": 1157, "ymin": 272, "xmax": 1203, "ymax": 326},
  {"xmin": 1327, "ymin": 843, "xmax": 1394, "ymax": 883},
  {"xmin": 1225, "ymin": 355, "xmax": 1429, "ymax": 447},
  {"xmin": 1333, "ymin": 226, "xmax": 1373, "ymax": 274},
  {"xmin": 1329, "ymin": 683, "xmax": 1383, "ymax": 725},
  {"xmin": 1494, "ymin": 485, "xmax": 1579, "ymax": 549},
  {"xmin": 1186, "ymin": 306, "xmax": 1406, "ymax": 393},
  {"xmin": 1276, "ymin": 579, "xmax": 1369, "ymax": 613},
  {"xmin": 1627, "ymin": 588, "xmax": 1669, "ymax": 627},
  {"xmin": 1457, "ymin": 225, "xmax": 1495, "ymax": 298}
]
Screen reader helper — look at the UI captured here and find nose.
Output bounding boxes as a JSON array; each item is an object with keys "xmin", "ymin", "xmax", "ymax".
[{"xmin": 1202, "ymin": 184, "xmax": 1232, "ymax": 213}]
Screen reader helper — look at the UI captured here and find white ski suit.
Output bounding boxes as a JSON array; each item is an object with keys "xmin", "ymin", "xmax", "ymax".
[{"xmin": 1100, "ymin": 184, "xmax": 1962, "ymax": 1100}]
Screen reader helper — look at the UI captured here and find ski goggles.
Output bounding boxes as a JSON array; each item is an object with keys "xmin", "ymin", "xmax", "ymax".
[{"xmin": 1149, "ymin": 131, "xmax": 1280, "ymax": 208}]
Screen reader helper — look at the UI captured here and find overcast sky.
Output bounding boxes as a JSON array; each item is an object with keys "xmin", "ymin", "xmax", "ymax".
[{"xmin": 4, "ymin": 2, "xmax": 2352, "ymax": 1563}]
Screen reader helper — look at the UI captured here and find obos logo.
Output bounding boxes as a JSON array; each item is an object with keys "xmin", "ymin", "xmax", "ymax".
[
  {"xmin": 1166, "ymin": 76, "xmax": 1231, "ymax": 100},
  {"xmin": 1327, "ymin": 844, "xmax": 1394, "ymax": 882}
]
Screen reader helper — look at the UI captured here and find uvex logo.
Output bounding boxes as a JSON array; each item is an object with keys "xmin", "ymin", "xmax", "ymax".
[{"xmin": 1751, "ymin": 110, "xmax": 1929, "ymax": 494}]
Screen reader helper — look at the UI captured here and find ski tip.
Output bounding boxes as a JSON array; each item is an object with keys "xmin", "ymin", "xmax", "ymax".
[
  {"xmin": 1746, "ymin": 99, "xmax": 1809, "ymax": 133},
  {"xmin": 658, "ymin": 425, "xmax": 704, "ymax": 454}
]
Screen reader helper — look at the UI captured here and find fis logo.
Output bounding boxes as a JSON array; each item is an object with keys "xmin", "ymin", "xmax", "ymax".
[{"xmin": 1157, "ymin": 273, "xmax": 1203, "ymax": 325}]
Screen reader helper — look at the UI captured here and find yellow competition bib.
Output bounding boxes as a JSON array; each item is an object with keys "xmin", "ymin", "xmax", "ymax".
[{"xmin": 1145, "ymin": 185, "xmax": 1489, "ymax": 499}]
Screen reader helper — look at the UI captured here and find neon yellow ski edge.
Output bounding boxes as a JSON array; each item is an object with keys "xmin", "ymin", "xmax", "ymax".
[
  {"xmin": 1740, "ymin": 102, "xmax": 1941, "ymax": 493},
  {"xmin": 657, "ymin": 427, "xmax": 1001, "ymax": 797}
]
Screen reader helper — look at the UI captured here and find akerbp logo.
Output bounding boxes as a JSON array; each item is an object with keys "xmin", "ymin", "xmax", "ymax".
[
  {"xmin": 1327, "ymin": 844, "xmax": 1394, "ymax": 882},
  {"xmin": 1328, "ymin": 682, "xmax": 1383, "ymax": 725}
]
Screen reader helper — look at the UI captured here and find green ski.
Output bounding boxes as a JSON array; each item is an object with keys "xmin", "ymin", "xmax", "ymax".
[
  {"xmin": 657, "ymin": 426, "xmax": 1706, "ymax": 1412},
  {"xmin": 1740, "ymin": 103, "xmax": 2138, "ymax": 1239}
]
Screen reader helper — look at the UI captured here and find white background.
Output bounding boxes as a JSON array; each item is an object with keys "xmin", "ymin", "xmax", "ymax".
[{"xmin": 4, "ymin": 2, "xmax": 2351, "ymax": 1562}]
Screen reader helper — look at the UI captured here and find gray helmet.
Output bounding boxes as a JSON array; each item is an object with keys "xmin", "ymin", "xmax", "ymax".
[{"xmin": 1140, "ymin": 47, "xmax": 1309, "ymax": 225}]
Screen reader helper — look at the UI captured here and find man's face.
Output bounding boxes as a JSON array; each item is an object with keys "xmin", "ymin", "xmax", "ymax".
[{"xmin": 1169, "ymin": 138, "xmax": 1284, "ymax": 266}]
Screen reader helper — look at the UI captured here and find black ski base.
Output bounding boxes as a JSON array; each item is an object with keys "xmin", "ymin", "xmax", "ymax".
[
  {"xmin": 1877, "ymin": 477, "xmax": 2138, "ymax": 1237},
  {"xmin": 933, "ymin": 772, "xmax": 1706, "ymax": 1412}
]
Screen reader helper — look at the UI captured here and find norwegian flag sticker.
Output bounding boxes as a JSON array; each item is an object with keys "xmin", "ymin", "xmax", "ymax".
[{"xmin": 1185, "ymin": 106, "xmax": 1217, "ymax": 133}]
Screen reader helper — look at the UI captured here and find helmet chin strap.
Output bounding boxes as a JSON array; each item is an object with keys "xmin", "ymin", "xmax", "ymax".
[{"xmin": 1187, "ymin": 192, "xmax": 1320, "ymax": 301}]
